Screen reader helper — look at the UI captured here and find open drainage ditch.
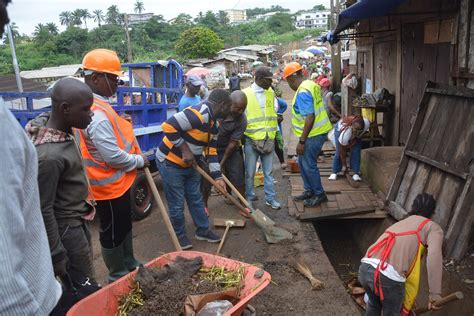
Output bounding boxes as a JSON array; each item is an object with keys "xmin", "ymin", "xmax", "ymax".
[{"xmin": 313, "ymin": 219, "xmax": 474, "ymax": 316}]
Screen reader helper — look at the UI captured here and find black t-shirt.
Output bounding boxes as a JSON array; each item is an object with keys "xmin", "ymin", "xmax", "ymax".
[
  {"xmin": 216, "ymin": 114, "xmax": 247, "ymax": 151},
  {"xmin": 229, "ymin": 76, "xmax": 241, "ymax": 91}
]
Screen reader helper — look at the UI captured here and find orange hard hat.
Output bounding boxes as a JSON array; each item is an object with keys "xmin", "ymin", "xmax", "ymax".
[
  {"xmin": 319, "ymin": 78, "xmax": 331, "ymax": 87},
  {"xmin": 82, "ymin": 49, "xmax": 122, "ymax": 77},
  {"xmin": 283, "ymin": 62, "xmax": 303, "ymax": 79}
]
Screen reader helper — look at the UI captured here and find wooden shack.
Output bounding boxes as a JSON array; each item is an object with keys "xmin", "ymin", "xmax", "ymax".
[{"xmin": 330, "ymin": 0, "xmax": 473, "ymax": 259}]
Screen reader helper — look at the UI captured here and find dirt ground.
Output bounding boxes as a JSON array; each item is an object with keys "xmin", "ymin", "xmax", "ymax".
[{"xmin": 89, "ymin": 81, "xmax": 361, "ymax": 315}]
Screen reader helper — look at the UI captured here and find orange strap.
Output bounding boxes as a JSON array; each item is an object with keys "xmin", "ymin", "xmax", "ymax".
[{"xmin": 367, "ymin": 218, "xmax": 430, "ymax": 301}]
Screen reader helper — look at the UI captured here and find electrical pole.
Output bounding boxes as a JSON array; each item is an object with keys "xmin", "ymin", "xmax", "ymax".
[
  {"xmin": 124, "ymin": 14, "xmax": 133, "ymax": 63},
  {"xmin": 7, "ymin": 24, "xmax": 23, "ymax": 93},
  {"xmin": 330, "ymin": 0, "xmax": 342, "ymax": 92}
]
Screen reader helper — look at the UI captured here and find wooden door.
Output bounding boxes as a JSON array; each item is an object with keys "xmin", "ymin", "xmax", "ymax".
[{"xmin": 400, "ymin": 22, "xmax": 451, "ymax": 144}]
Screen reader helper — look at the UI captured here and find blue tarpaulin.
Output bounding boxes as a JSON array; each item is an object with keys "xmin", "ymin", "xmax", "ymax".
[{"xmin": 322, "ymin": 0, "xmax": 408, "ymax": 44}]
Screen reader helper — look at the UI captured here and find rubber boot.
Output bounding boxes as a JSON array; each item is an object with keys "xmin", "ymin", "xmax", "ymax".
[
  {"xmin": 101, "ymin": 245, "xmax": 129, "ymax": 283},
  {"xmin": 122, "ymin": 231, "xmax": 141, "ymax": 271}
]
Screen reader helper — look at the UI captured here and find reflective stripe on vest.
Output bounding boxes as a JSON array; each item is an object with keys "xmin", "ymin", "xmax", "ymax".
[
  {"xmin": 291, "ymin": 80, "xmax": 332, "ymax": 137},
  {"xmin": 75, "ymin": 97, "xmax": 138, "ymax": 200},
  {"xmin": 243, "ymin": 87, "xmax": 278, "ymax": 140}
]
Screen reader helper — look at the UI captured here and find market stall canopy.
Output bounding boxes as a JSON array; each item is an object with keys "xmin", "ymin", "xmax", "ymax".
[
  {"xmin": 306, "ymin": 46, "xmax": 325, "ymax": 55},
  {"xmin": 322, "ymin": 0, "xmax": 408, "ymax": 44},
  {"xmin": 297, "ymin": 51, "xmax": 315, "ymax": 59}
]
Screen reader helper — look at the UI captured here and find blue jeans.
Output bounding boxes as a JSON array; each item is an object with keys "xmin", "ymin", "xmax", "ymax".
[
  {"xmin": 358, "ymin": 263, "xmax": 405, "ymax": 316},
  {"xmin": 332, "ymin": 127, "xmax": 362, "ymax": 174},
  {"xmin": 244, "ymin": 139, "xmax": 276, "ymax": 202},
  {"xmin": 156, "ymin": 160, "xmax": 209, "ymax": 238},
  {"xmin": 298, "ymin": 134, "xmax": 327, "ymax": 196}
]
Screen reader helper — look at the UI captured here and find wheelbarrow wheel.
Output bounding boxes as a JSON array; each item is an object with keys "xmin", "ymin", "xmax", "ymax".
[{"xmin": 130, "ymin": 171, "xmax": 153, "ymax": 221}]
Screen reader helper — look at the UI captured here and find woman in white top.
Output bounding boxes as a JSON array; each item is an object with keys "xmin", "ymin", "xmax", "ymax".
[{"xmin": 328, "ymin": 115, "xmax": 370, "ymax": 181}]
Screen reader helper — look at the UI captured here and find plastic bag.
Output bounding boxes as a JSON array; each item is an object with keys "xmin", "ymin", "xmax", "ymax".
[
  {"xmin": 328, "ymin": 127, "xmax": 336, "ymax": 148},
  {"xmin": 196, "ymin": 300, "xmax": 234, "ymax": 316}
]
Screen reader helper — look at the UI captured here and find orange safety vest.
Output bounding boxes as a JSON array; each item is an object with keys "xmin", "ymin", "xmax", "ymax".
[
  {"xmin": 367, "ymin": 218, "xmax": 431, "ymax": 301},
  {"xmin": 75, "ymin": 97, "xmax": 139, "ymax": 200}
]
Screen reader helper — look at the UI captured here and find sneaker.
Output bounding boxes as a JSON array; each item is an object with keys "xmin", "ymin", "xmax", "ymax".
[
  {"xmin": 178, "ymin": 236, "xmax": 193, "ymax": 250},
  {"xmin": 303, "ymin": 193, "xmax": 328, "ymax": 208},
  {"xmin": 293, "ymin": 191, "xmax": 314, "ymax": 201},
  {"xmin": 265, "ymin": 199, "xmax": 281, "ymax": 210},
  {"xmin": 195, "ymin": 230, "xmax": 221, "ymax": 243},
  {"xmin": 328, "ymin": 173, "xmax": 337, "ymax": 181},
  {"xmin": 352, "ymin": 174, "xmax": 362, "ymax": 182},
  {"xmin": 250, "ymin": 195, "xmax": 258, "ymax": 201}
]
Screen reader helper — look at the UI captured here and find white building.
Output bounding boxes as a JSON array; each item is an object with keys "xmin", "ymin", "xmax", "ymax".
[
  {"xmin": 294, "ymin": 10, "xmax": 330, "ymax": 29},
  {"xmin": 224, "ymin": 9, "xmax": 247, "ymax": 24},
  {"xmin": 255, "ymin": 11, "xmax": 279, "ymax": 21}
]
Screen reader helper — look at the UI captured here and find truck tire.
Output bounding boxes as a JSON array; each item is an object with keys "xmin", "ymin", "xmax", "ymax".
[{"xmin": 130, "ymin": 172, "xmax": 153, "ymax": 221}]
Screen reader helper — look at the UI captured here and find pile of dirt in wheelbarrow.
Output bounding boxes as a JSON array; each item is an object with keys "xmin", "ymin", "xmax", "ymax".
[{"xmin": 119, "ymin": 256, "xmax": 242, "ymax": 315}]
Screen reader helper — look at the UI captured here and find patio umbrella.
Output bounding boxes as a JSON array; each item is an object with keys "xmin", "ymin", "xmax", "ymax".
[
  {"xmin": 186, "ymin": 67, "xmax": 210, "ymax": 77},
  {"xmin": 306, "ymin": 46, "xmax": 325, "ymax": 55},
  {"xmin": 297, "ymin": 51, "xmax": 314, "ymax": 59}
]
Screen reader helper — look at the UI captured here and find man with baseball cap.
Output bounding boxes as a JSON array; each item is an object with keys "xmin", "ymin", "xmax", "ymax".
[
  {"xmin": 283, "ymin": 62, "xmax": 332, "ymax": 208},
  {"xmin": 179, "ymin": 75, "xmax": 204, "ymax": 111},
  {"xmin": 242, "ymin": 67, "xmax": 281, "ymax": 210}
]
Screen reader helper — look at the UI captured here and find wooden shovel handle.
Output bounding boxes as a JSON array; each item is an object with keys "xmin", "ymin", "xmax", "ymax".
[
  {"xmin": 144, "ymin": 167, "xmax": 182, "ymax": 251},
  {"xmin": 216, "ymin": 224, "xmax": 231, "ymax": 254},
  {"xmin": 221, "ymin": 174, "xmax": 251, "ymax": 208},
  {"xmin": 414, "ymin": 291, "xmax": 464, "ymax": 314},
  {"xmin": 194, "ymin": 165, "xmax": 249, "ymax": 214}
]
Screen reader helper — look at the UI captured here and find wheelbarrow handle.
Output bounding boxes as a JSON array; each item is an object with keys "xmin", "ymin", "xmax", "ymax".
[{"xmin": 194, "ymin": 165, "xmax": 249, "ymax": 214}]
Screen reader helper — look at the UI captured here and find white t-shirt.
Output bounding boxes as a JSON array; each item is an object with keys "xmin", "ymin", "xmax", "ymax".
[
  {"xmin": 337, "ymin": 118, "xmax": 370, "ymax": 146},
  {"xmin": 361, "ymin": 257, "xmax": 406, "ymax": 282}
]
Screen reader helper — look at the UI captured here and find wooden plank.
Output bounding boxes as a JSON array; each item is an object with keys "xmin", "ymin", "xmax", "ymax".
[
  {"xmin": 420, "ymin": 95, "xmax": 450, "ymax": 157},
  {"xmin": 388, "ymin": 201, "xmax": 408, "ymax": 220},
  {"xmin": 431, "ymin": 175, "xmax": 462, "ymax": 231},
  {"xmin": 425, "ymin": 87, "xmax": 474, "ymax": 98},
  {"xmin": 299, "ymin": 206, "xmax": 376, "ymax": 221},
  {"xmin": 405, "ymin": 150, "xmax": 467, "ymax": 179},
  {"xmin": 445, "ymin": 174, "xmax": 474, "ymax": 259},
  {"xmin": 395, "ymin": 158, "xmax": 418, "ymax": 207},
  {"xmin": 288, "ymin": 197, "xmax": 297, "ymax": 217},
  {"xmin": 336, "ymin": 194, "xmax": 356, "ymax": 209},
  {"xmin": 413, "ymin": 96, "xmax": 439, "ymax": 153},
  {"xmin": 294, "ymin": 200, "xmax": 306, "ymax": 214},
  {"xmin": 403, "ymin": 163, "xmax": 431, "ymax": 210},
  {"xmin": 327, "ymin": 194, "xmax": 337, "ymax": 202}
]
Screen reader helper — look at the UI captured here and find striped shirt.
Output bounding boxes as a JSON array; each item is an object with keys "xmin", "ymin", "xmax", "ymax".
[{"xmin": 156, "ymin": 103, "xmax": 222, "ymax": 179}]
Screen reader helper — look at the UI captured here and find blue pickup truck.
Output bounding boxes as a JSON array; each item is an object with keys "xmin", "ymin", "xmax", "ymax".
[{"xmin": 6, "ymin": 60, "xmax": 185, "ymax": 220}]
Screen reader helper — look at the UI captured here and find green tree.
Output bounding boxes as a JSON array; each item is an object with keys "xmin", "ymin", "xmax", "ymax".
[
  {"xmin": 46, "ymin": 22, "xmax": 59, "ymax": 35},
  {"xmin": 194, "ymin": 11, "xmax": 203, "ymax": 23},
  {"xmin": 71, "ymin": 9, "xmax": 83, "ymax": 27},
  {"xmin": 172, "ymin": 13, "xmax": 193, "ymax": 26},
  {"xmin": 134, "ymin": 0, "xmax": 145, "ymax": 15},
  {"xmin": 93, "ymin": 9, "xmax": 104, "ymax": 27},
  {"xmin": 175, "ymin": 26, "xmax": 223, "ymax": 59},
  {"xmin": 199, "ymin": 10, "xmax": 219, "ymax": 31},
  {"xmin": 106, "ymin": 5, "xmax": 120, "ymax": 25},
  {"xmin": 33, "ymin": 23, "xmax": 52, "ymax": 44},
  {"xmin": 81, "ymin": 9, "xmax": 92, "ymax": 29},
  {"xmin": 267, "ymin": 13, "xmax": 295, "ymax": 34},
  {"xmin": 313, "ymin": 4, "xmax": 327, "ymax": 11},
  {"xmin": 217, "ymin": 10, "xmax": 229, "ymax": 26},
  {"xmin": 59, "ymin": 11, "xmax": 72, "ymax": 27}
]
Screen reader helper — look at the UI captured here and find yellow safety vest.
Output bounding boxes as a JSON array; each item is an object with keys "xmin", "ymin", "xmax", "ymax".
[
  {"xmin": 291, "ymin": 80, "xmax": 332, "ymax": 137},
  {"xmin": 243, "ymin": 87, "xmax": 278, "ymax": 140}
]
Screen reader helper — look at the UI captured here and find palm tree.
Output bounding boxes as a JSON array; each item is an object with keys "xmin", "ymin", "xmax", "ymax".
[
  {"xmin": 93, "ymin": 9, "xmax": 104, "ymax": 27},
  {"xmin": 46, "ymin": 22, "xmax": 59, "ymax": 35},
  {"xmin": 81, "ymin": 9, "xmax": 92, "ymax": 29},
  {"xmin": 59, "ymin": 11, "xmax": 72, "ymax": 27},
  {"xmin": 106, "ymin": 5, "xmax": 120, "ymax": 25},
  {"xmin": 33, "ymin": 23, "xmax": 50, "ymax": 43},
  {"xmin": 71, "ymin": 9, "xmax": 83, "ymax": 27},
  {"xmin": 134, "ymin": 0, "xmax": 145, "ymax": 15}
]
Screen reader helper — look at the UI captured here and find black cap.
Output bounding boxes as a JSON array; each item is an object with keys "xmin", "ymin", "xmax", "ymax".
[{"xmin": 255, "ymin": 67, "xmax": 274, "ymax": 79}]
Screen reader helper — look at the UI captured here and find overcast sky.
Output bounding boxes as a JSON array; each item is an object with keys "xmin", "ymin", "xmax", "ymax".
[{"xmin": 8, "ymin": 0, "xmax": 330, "ymax": 35}]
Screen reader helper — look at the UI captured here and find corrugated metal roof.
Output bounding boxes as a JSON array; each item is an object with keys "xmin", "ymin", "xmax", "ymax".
[
  {"xmin": 0, "ymin": 75, "xmax": 48, "ymax": 92},
  {"xmin": 219, "ymin": 45, "xmax": 275, "ymax": 54},
  {"xmin": 20, "ymin": 64, "xmax": 82, "ymax": 80},
  {"xmin": 218, "ymin": 52, "xmax": 260, "ymax": 61}
]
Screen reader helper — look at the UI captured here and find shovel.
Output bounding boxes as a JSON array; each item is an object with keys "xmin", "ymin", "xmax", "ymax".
[{"xmin": 194, "ymin": 165, "xmax": 293, "ymax": 243}]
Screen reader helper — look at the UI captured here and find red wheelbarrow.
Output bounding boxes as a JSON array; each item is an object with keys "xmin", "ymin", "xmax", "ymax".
[{"xmin": 67, "ymin": 251, "xmax": 271, "ymax": 316}]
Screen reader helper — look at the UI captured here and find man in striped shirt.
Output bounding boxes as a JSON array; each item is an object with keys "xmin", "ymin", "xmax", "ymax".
[{"xmin": 156, "ymin": 89, "xmax": 231, "ymax": 249}]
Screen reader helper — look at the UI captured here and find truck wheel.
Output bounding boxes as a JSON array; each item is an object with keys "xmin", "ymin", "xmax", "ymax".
[{"xmin": 130, "ymin": 172, "xmax": 153, "ymax": 221}]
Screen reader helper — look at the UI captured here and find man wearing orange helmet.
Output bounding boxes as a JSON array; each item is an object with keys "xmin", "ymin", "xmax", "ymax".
[
  {"xmin": 284, "ymin": 62, "xmax": 332, "ymax": 207},
  {"xmin": 77, "ymin": 48, "xmax": 149, "ymax": 282}
]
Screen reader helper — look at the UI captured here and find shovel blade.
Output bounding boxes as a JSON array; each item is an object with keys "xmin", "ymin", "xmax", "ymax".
[{"xmin": 250, "ymin": 208, "xmax": 293, "ymax": 243}]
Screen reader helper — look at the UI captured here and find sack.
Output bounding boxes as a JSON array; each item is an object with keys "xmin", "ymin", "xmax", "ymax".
[{"xmin": 250, "ymin": 137, "xmax": 275, "ymax": 155}]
